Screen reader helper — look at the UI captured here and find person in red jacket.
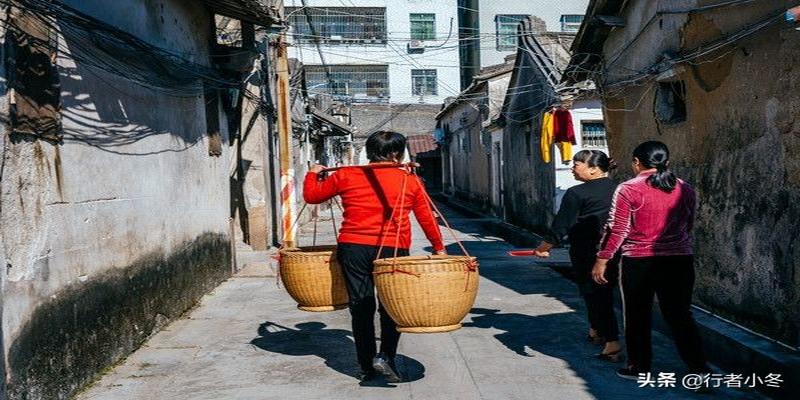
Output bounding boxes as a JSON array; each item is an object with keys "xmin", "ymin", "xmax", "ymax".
[
  {"xmin": 304, "ymin": 131, "xmax": 445, "ymax": 383},
  {"xmin": 592, "ymin": 141, "xmax": 710, "ymax": 382}
]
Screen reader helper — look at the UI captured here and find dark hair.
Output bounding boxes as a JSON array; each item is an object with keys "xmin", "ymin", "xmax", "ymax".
[
  {"xmin": 572, "ymin": 150, "xmax": 617, "ymax": 172},
  {"xmin": 366, "ymin": 131, "xmax": 406, "ymax": 162},
  {"xmin": 632, "ymin": 140, "xmax": 676, "ymax": 193}
]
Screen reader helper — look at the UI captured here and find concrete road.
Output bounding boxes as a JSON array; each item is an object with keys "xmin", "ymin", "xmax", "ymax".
[{"xmin": 78, "ymin": 204, "xmax": 764, "ymax": 400}]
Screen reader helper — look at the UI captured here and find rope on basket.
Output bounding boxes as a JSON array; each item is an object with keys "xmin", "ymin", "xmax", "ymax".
[
  {"xmin": 275, "ymin": 198, "xmax": 340, "ymax": 288},
  {"xmin": 374, "ymin": 170, "xmax": 420, "ymax": 277},
  {"xmin": 370, "ymin": 165, "xmax": 478, "ymax": 290},
  {"xmin": 412, "ymin": 172, "xmax": 478, "ymax": 292}
]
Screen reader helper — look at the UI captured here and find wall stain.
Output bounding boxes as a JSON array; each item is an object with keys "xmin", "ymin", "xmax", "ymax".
[
  {"xmin": 681, "ymin": 14, "xmax": 733, "ymax": 92},
  {"xmin": 6, "ymin": 233, "xmax": 231, "ymax": 400},
  {"xmin": 54, "ymin": 145, "xmax": 64, "ymax": 200}
]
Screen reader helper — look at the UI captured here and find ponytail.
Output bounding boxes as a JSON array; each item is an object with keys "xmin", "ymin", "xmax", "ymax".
[{"xmin": 633, "ymin": 141, "xmax": 677, "ymax": 193}]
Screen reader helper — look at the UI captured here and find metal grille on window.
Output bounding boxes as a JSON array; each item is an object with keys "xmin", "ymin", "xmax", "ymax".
[
  {"xmin": 410, "ymin": 13, "xmax": 436, "ymax": 40},
  {"xmin": 411, "ymin": 69, "xmax": 437, "ymax": 96},
  {"xmin": 581, "ymin": 122, "xmax": 607, "ymax": 148},
  {"xmin": 495, "ymin": 15, "xmax": 527, "ymax": 51},
  {"xmin": 286, "ymin": 7, "xmax": 387, "ymax": 44},
  {"xmin": 305, "ymin": 65, "xmax": 389, "ymax": 102}
]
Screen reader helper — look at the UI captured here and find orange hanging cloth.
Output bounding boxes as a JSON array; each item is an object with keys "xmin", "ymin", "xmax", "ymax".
[{"xmin": 540, "ymin": 110, "xmax": 554, "ymax": 163}]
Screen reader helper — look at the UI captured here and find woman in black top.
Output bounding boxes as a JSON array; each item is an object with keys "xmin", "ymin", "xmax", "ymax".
[{"xmin": 533, "ymin": 150, "xmax": 622, "ymax": 360}]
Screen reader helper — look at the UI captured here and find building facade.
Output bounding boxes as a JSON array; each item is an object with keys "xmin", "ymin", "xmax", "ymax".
[
  {"xmin": 456, "ymin": 0, "xmax": 590, "ymax": 89},
  {"xmin": 286, "ymin": 0, "xmax": 461, "ymax": 105},
  {"xmin": 437, "ymin": 57, "xmax": 514, "ymax": 216}
]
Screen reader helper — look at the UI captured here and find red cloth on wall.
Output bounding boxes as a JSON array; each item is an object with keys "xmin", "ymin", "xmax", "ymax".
[{"xmin": 552, "ymin": 108, "xmax": 576, "ymax": 145}]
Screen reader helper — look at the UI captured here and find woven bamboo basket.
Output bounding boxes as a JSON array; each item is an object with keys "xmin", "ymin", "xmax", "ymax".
[
  {"xmin": 373, "ymin": 255, "xmax": 479, "ymax": 333},
  {"xmin": 279, "ymin": 246, "xmax": 348, "ymax": 312}
]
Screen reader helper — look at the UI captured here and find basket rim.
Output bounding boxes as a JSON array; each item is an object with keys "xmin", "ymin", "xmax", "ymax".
[
  {"xmin": 373, "ymin": 255, "xmax": 477, "ymax": 266},
  {"xmin": 280, "ymin": 245, "xmax": 337, "ymax": 255}
]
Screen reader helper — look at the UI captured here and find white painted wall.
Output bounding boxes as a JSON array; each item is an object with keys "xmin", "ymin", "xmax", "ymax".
[
  {"xmin": 1, "ymin": 0, "xmax": 230, "ymax": 347},
  {"xmin": 553, "ymin": 98, "xmax": 608, "ymax": 211},
  {"xmin": 287, "ymin": 0, "xmax": 462, "ymax": 104}
]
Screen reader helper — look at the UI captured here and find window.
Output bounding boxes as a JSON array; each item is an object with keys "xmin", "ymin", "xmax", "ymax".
[
  {"xmin": 410, "ymin": 13, "xmax": 436, "ymax": 40},
  {"xmin": 581, "ymin": 122, "xmax": 607, "ymax": 148},
  {"xmin": 495, "ymin": 15, "xmax": 527, "ymax": 51},
  {"xmin": 305, "ymin": 65, "xmax": 389, "ymax": 102},
  {"xmin": 560, "ymin": 14, "xmax": 584, "ymax": 32},
  {"xmin": 286, "ymin": 7, "xmax": 387, "ymax": 44},
  {"xmin": 411, "ymin": 69, "xmax": 438, "ymax": 96},
  {"xmin": 655, "ymin": 81, "xmax": 687, "ymax": 123}
]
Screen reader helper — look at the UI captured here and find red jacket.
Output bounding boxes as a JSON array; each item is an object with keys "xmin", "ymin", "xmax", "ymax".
[
  {"xmin": 597, "ymin": 171, "xmax": 696, "ymax": 259},
  {"xmin": 303, "ymin": 166, "xmax": 444, "ymax": 251},
  {"xmin": 552, "ymin": 108, "xmax": 576, "ymax": 144}
]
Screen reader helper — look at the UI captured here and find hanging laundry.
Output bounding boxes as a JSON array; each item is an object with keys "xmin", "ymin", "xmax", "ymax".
[
  {"xmin": 540, "ymin": 110, "xmax": 554, "ymax": 163},
  {"xmin": 552, "ymin": 108, "xmax": 576, "ymax": 164}
]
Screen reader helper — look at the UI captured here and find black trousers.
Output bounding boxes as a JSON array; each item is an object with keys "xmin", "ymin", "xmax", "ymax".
[
  {"xmin": 621, "ymin": 255, "xmax": 708, "ymax": 372},
  {"xmin": 336, "ymin": 243, "xmax": 408, "ymax": 372},
  {"xmin": 570, "ymin": 245, "xmax": 619, "ymax": 342}
]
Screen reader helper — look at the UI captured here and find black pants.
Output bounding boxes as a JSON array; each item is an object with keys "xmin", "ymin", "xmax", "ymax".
[
  {"xmin": 336, "ymin": 243, "xmax": 408, "ymax": 373},
  {"xmin": 621, "ymin": 255, "xmax": 708, "ymax": 372},
  {"xmin": 570, "ymin": 245, "xmax": 619, "ymax": 342}
]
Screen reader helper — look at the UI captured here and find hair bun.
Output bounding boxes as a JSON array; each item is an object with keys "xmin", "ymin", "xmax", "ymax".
[{"xmin": 607, "ymin": 158, "xmax": 618, "ymax": 171}]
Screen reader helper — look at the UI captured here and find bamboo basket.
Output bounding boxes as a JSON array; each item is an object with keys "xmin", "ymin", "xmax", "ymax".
[
  {"xmin": 279, "ymin": 246, "xmax": 348, "ymax": 312},
  {"xmin": 373, "ymin": 255, "xmax": 479, "ymax": 333}
]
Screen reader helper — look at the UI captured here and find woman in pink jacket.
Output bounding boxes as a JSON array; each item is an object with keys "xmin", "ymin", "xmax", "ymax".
[{"xmin": 592, "ymin": 141, "xmax": 710, "ymax": 380}]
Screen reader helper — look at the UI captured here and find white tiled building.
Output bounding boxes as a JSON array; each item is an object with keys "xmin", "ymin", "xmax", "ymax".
[
  {"xmin": 286, "ymin": 0, "xmax": 462, "ymax": 105},
  {"xmin": 457, "ymin": 0, "xmax": 590, "ymax": 89}
]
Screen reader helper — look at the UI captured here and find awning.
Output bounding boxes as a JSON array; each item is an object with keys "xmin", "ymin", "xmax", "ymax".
[
  {"xmin": 204, "ymin": 0, "xmax": 281, "ymax": 26},
  {"xmin": 406, "ymin": 134, "xmax": 439, "ymax": 156}
]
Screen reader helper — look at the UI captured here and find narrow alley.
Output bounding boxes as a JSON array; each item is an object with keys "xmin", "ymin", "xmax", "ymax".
[{"xmin": 77, "ymin": 204, "xmax": 762, "ymax": 400}]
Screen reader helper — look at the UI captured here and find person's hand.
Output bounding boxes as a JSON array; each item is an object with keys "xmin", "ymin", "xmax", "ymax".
[
  {"xmin": 434, "ymin": 249, "xmax": 447, "ymax": 256},
  {"xmin": 309, "ymin": 164, "xmax": 327, "ymax": 174},
  {"xmin": 592, "ymin": 258, "xmax": 609, "ymax": 284},
  {"xmin": 532, "ymin": 242, "xmax": 553, "ymax": 258}
]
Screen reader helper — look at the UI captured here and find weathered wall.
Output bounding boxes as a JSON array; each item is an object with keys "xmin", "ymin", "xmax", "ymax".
[
  {"xmin": 501, "ymin": 46, "xmax": 557, "ymax": 233},
  {"xmin": 601, "ymin": 0, "xmax": 800, "ymax": 346},
  {"xmin": 1, "ymin": 1, "xmax": 233, "ymax": 398},
  {"xmin": 439, "ymin": 100, "xmax": 490, "ymax": 209}
]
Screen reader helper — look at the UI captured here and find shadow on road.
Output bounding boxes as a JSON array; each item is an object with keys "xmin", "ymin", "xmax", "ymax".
[{"xmin": 250, "ymin": 321, "xmax": 425, "ymax": 385}]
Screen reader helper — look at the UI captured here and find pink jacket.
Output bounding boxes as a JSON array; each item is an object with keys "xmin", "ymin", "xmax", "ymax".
[{"xmin": 597, "ymin": 171, "xmax": 696, "ymax": 259}]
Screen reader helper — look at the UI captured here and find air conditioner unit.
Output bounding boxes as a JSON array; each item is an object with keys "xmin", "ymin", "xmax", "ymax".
[{"xmin": 407, "ymin": 40, "xmax": 425, "ymax": 53}]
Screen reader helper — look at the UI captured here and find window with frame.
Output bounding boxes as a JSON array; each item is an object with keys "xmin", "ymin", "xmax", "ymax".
[
  {"xmin": 410, "ymin": 13, "xmax": 436, "ymax": 40},
  {"xmin": 560, "ymin": 14, "xmax": 584, "ymax": 32},
  {"xmin": 305, "ymin": 65, "xmax": 389, "ymax": 101},
  {"xmin": 655, "ymin": 81, "xmax": 687, "ymax": 123},
  {"xmin": 411, "ymin": 69, "xmax": 437, "ymax": 96},
  {"xmin": 286, "ymin": 7, "xmax": 387, "ymax": 44},
  {"xmin": 495, "ymin": 15, "xmax": 527, "ymax": 51},
  {"xmin": 581, "ymin": 122, "xmax": 607, "ymax": 148}
]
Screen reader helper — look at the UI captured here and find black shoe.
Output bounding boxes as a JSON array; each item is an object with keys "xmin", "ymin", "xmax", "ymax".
[
  {"xmin": 373, "ymin": 353, "xmax": 402, "ymax": 383},
  {"xmin": 357, "ymin": 369, "xmax": 378, "ymax": 382},
  {"xmin": 616, "ymin": 367, "xmax": 648, "ymax": 380}
]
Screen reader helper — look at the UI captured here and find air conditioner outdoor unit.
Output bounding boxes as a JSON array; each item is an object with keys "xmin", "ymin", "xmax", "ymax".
[{"xmin": 407, "ymin": 40, "xmax": 425, "ymax": 52}]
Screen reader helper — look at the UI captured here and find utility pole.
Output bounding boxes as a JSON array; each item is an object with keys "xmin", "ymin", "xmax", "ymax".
[{"xmin": 275, "ymin": 34, "xmax": 296, "ymax": 248}]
